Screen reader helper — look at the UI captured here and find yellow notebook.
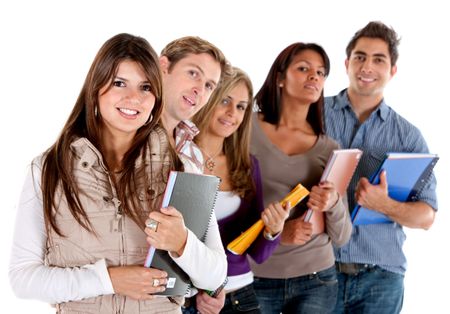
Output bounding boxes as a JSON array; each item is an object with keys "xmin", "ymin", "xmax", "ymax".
[{"xmin": 227, "ymin": 183, "xmax": 309, "ymax": 255}]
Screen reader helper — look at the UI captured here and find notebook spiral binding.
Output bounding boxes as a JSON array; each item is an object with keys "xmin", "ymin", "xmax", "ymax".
[{"xmin": 199, "ymin": 176, "xmax": 220, "ymax": 243}]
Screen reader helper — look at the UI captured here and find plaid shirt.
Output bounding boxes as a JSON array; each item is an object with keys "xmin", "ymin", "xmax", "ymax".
[{"xmin": 175, "ymin": 120, "xmax": 204, "ymax": 173}]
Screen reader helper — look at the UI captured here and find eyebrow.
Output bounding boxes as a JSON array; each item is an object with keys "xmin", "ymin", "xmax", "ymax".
[
  {"xmin": 353, "ymin": 51, "xmax": 388, "ymax": 59},
  {"xmin": 114, "ymin": 75, "xmax": 150, "ymax": 84},
  {"xmin": 295, "ymin": 59, "xmax": 326, "ymax": 70}
]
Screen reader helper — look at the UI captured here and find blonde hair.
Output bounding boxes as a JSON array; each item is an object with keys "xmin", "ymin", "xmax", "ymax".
[
  {"xmin": 161, "ymin": 36, "xmax": 232, "ymax": 82},
  {"xmin": 193, "ymin": 67, "xmax": 254, "ymax": 198}
]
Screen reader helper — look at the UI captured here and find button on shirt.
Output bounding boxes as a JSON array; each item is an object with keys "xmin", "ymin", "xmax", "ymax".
[{"xmin": 324, "ymin": 89, "xmax": 438, "ymax": 274}]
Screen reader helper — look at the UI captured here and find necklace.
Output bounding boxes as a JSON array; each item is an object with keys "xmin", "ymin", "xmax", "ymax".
[{"xmin": 201, "ymin": 146, "xmax": 223, "ymax": 172}]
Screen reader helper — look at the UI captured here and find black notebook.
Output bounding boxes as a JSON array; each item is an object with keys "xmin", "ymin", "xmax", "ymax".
[
  {"xmin": 144, "ymin": 171, "xmax": 220, "ymax": 296},
  {"xmin": 351, "ymin": 152, "xmax": 438, "ymax": 225}
]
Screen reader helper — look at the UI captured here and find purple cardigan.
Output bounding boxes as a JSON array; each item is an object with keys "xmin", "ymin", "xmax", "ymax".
[{"xmin": 218, "ymin": 155, "xmax": 280, "ymax": 276}]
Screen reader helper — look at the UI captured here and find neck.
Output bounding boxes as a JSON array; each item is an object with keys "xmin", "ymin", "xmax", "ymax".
[
  {"xmin": 197, "ymin": 133, "xmax": 224, "ymax": 157},
  {"xmin": 101, "ymin": 130, "xmax": 133, "ymax": 172},
  {"xmin": 161, "ymin": 111, "xmax": 180, "ymax": 147},
  {"xmin": 347, "ymin": 88, "xmax": 383, "ymax": 123},
  {"xmin": 278, "ymin": 98, "xmax": 313, "ymax": 132}
]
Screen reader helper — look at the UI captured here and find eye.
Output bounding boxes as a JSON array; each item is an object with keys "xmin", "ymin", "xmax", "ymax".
[
  {"xmin": 374, "ymin": 57, "xmax": 385, "ymax": 64},
  {"xmin": 221, "ymin": 98, "xmax": 230, "ymax": 105},
  {"xmin": 355, "ymin": 55, "xmax": 365, "ymax": 62},
  {"xmin": 188, "ymin": 70, "xmax": 198, "ymax": 78},
  {"xmin": 113, "ymin": 80, "xmax": 125, "ymax": 87},
  {"xmin": 237, "ymin": 103, "xmax": 247, "ymax": 111},
  {"xmin": 205, "ymin": 82, "xmax": 214, "ymax": 92},
  {"xmin": 141, "ymin": 84, "xmax": 152, "ymax": 92},
  {"xmin": 317, "ymin": 70, "xmax": 326, "ymax": 77},
  {"xmin": 298, "ymin": 66, "xmax": 308, "ymax": 72}
]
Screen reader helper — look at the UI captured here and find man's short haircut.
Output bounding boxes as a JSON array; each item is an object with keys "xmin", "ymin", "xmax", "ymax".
[
  {"xmin": 161, "ymin": 36, "xmax": 231, "ymax": 81},
  {"xmin": 346, "ymin": 21, "xmax": 401, "ymax": 66}
]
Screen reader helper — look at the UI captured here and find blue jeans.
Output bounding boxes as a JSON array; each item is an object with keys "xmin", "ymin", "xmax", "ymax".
[
  {"xmin": 253, "ymin": 266, "xmax": 338, "ymax": 314},
  {"xmin": 182, "ymin": 284, "xmax": 261, "ymax": 314},
  {"xmin": 221, "ymin": 284, "xmax": 261, "ymax": 314},
  {"xmin": 333, "ymin": 265, "xmax": 404, "ymax": 314}
]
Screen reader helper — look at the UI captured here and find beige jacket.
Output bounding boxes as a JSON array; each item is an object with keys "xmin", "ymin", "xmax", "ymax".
[{"xmin": 46, "ymin": 126, "xmax": 182, "ymax": 313}]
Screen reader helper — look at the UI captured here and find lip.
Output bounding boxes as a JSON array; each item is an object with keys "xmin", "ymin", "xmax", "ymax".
[
  {"xmin": 358, "ymin": 75, "xmax": 376, "ymax": 83},
  {"xmin": 183, "ymin": 95, "xmax": 196, "ymax": 107},
  {"xmin": 117, "ymin": 107, "xmax": 139, "ymax": 115},
  {"xmin": 116, "ymin": 107, "xmax": 140, "ymax": 120},
  {"xmin": 218, "ymin": 118, "xmax": 235, "ymax": 127},
  {"xmin": 304, "ymin": 83, "xmax": 319, "ymax": 91}
]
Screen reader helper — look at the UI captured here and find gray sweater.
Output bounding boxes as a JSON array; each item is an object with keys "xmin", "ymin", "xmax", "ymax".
[{"xmin": 249, "ymin": 113, "xmax": 352, "ymax": 278}]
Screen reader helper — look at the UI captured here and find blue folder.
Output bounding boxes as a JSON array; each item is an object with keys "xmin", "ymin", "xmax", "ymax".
[{"xmin": 351, "ymin": 152, "xmax": 438, "ymax": 225}]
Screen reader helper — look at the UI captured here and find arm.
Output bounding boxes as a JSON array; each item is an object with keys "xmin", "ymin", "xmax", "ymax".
[
  {"xmin": 247, "ymin": 157, "xmax": 288, "ymax": 263},
  {"xmin": 9, "ymin": 165, "xmax": 114, "ymax": 303},
  {"xmin": 356, "ymin": 171, "xmax": 435, "ymax": 229},
  {"xmin": 307, "ymin": 181, "xmax": 352, "ymax": 247},
  {"xmin": 173, "ymin": 211, "xmax": 227, "ymax": 290}
]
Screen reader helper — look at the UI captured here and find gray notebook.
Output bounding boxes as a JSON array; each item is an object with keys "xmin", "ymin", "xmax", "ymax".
[{"xmin": 144, "ymin": 171, "xmax": 220, "ymax": 296}]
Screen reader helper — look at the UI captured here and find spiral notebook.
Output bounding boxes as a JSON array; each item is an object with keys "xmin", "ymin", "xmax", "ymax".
[
  {"xmin": 351, "ymin": 152, "xmax": 439, "ymax": 225},
  {"xmin": 144, "ymin": 171, "xmax": 220, "ymax": 296},
  {"xmin": 303, "ymin": 149, "xmax": 363, "ymax": 231}
]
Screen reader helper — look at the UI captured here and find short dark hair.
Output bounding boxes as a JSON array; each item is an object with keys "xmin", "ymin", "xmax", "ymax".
[
  {"xmin": 254, "ymin": 42, "xmax": 330, "ymax": 135},
  {"xmin": 346, "ymin": 21, "xmax": 401, "ymax": 66}
]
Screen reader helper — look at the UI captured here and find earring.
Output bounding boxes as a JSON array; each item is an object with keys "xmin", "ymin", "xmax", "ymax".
[
  {"xmin": 143, "ymin": 114, "xmax": 153, "ymax": 126},
  {"xmin": 94, "ymin": 106, "xmax": 98, "ymax": 118},
  {"xmin": 279, "ymin": 83, "xmax": 283, "ymax": 88}
]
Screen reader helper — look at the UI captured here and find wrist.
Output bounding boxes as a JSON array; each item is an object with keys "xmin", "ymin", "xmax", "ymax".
[{"xmin": 263, "ymin": 229, "xmax": 280, "ymax": 241}]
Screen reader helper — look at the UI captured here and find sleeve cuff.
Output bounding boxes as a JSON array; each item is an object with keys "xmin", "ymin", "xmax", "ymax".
[{"xmin": 82, "ymin": 258, "xmax": 115, "ymax": 295}]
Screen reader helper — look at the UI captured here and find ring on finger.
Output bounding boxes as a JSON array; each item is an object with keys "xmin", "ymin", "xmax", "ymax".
[
  {"xmin": 145, "ymin": 218, "xmax": 159, "ymax": 232},
  {"xmin": 152, "ymin": 278, "xmax": 160, "ymax": 287}
]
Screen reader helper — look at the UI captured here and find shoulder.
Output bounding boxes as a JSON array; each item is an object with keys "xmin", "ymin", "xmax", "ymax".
[
  {"xmin": 318, "ymin": 134, "xmax": 340, "ymax": 150},
  {"xmin": 385, "ymin": 107, "xmax": 428, "ymax": 149},
  {"xmin": 148, "ymin": 124, "xmax": 171, "ymax": 153}
]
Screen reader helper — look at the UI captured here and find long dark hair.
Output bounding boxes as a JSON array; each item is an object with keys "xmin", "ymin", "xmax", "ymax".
[
  {"xmin": 254, "ymin": 42, "xmax": 330, "ymax": 135},
  {"xmin": 41, "ymin": 33, "xmax": 164, "ymax": 236}
]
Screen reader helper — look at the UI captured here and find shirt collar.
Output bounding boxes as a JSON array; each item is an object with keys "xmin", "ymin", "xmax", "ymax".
[{"xmin": 336, "ymin": 88, "xmax": 389, "ymax": 122}]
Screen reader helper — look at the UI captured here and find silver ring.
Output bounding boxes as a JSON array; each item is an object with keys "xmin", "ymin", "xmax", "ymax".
[
  {"xmin": 145, "ymin": 218, "xmax": 159, "ymax": 232},
  {"xmin": 152, "ymin": 278, "xmax": 160, "ymax": 287}
]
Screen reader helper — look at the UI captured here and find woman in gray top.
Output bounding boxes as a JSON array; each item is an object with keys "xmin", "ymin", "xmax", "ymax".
[{"xmin": 249, "ymin": 42, "xmax": 352, "ymax": 314}]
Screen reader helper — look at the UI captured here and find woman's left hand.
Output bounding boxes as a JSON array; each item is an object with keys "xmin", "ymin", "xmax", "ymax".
[
  {"xmin": 306, "ymin": 181, "xmax": 339, "ymax": 212},
  {"xmin": 145, "ymin": 206, "xmax": 188, "ymax": 256}
]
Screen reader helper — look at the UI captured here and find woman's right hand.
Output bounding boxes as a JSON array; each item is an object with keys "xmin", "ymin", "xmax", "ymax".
[
  {"xmin": 108, "ymin": 265, "xmax": 168, "ymax": 300},
  {"xmin": 280, "ymin": 217, "xmax": 313, "ymax": 245}
]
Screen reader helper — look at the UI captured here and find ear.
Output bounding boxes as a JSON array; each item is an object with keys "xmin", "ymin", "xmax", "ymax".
[
  {"xmin": 390, "ymin": 64, "xmax": 397, "ymax": 79},
  {"xmin": 159, "ymin": 56, "xmax": 170, "ymax": 74},
  {"xmin": 345, "ymin": 59, "xmax": 349, "ymax": 73},
  {"xmin": 276, "ymin": 72, "xmax": 285, "ymax": 88}
]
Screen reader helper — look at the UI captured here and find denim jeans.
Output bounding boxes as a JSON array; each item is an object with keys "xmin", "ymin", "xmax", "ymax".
[
  {"xmin": 182, "ymin": 284, "xmax": 261, "ymax": 314},
  {"xmin": 253, "ymin": 266, "xmax": 338, "ymax": 314},
  {"xmin": 333, "ymin": 265, "xmax": 404, "ymax": 314},
  {"xmin": 221, "ymin": 284, "xmax": 261, "ymax": 314}
]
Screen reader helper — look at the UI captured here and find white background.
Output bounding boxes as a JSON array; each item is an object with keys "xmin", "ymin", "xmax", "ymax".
[{"xmin": 1, "ymin": 1, "xmax": 448, "ymax": 313}]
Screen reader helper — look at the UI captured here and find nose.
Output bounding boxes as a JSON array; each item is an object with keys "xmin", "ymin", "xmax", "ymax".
[
  {"xmin": 308, "ymin": 71, "xmax": 318, "ymax": 81},
  {"xmin": 125, "ymin": 88, "xmax": 141, "ymax": 104},
  {"xmin": 226, "ymin": 104, "xmax": 237, "ymax": 116},
  {"xmin": 192, "ymin": 82, "xmax": 205, "ymax": 98},
  {"xmin": 361, "ymin": 59, "xmax": 373, "ymax": 73}
]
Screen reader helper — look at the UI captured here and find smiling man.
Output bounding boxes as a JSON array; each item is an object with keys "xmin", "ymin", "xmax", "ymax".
[
  {"xmin": 324, "ymin": 21, "xmax": 438, "ymax": 314},
  {"xmin": 160, "ymin": 37, "xmax": 230, "ymax": 173}
]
